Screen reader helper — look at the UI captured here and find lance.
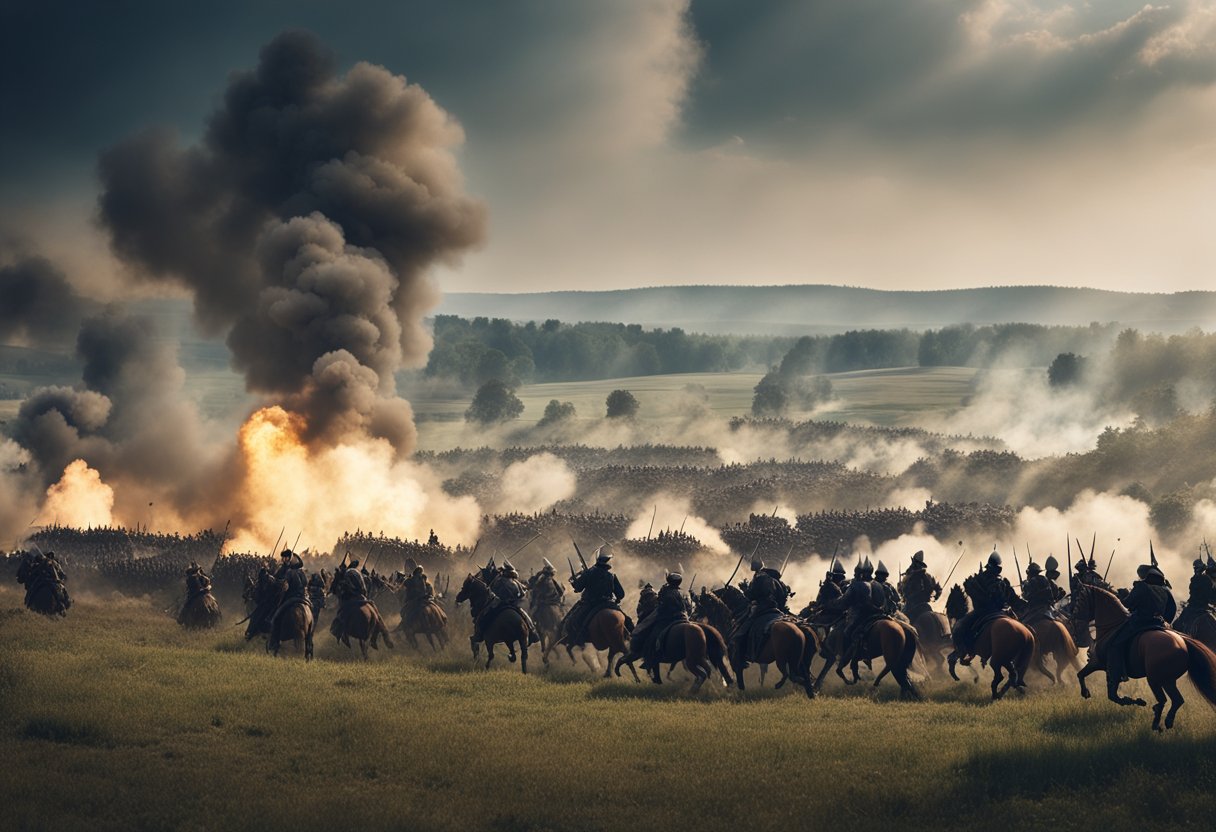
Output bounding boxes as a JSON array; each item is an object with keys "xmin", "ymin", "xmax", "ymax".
[
  {"xmin": 267, "ymin": 527, "xmax": 285, "ymax": 559},
  {"xmin": 689, "ymin": 573, "xmax": 697, "ymax": 592},
  {"xmin": 291, "ymin": 530, "xmax": 303, "ymax": 552},
  {"xmin": 569, "ymin": 535, "xmax": 589, "ymax": 572},
  {"xmin": 210, "ymin": 520, "xmax": 231, "ymax": 572},
  {"xmin": 567, "ymin": 556, "xmax": 577, "ymax": 580},
  {"xmin": 465, "ymin": 538, "xmax": 482, "ymax": 561},
  {"xmin": 725, "ymin": 539, "xmax": 758, "ymax": 587},
  {"xmin": 779, "ymin": 542, "xmax": 795, "ymax": 577},
  {"xmin": 771, "ymin": 505, "xmax": 779, "ymax": 518},
  {"xmin": 646, "ymin": 505, "xmax": 657, "ymax": 541},
  {"xmin": 1067, "ymin": 536, "xmax": 1073, "ymax": 577},
  {"xmin": 679, "ymin": 516, "xmax": 688, "ymax": 535},
  {"xmin": 510, "ymin": 532, "xmax": 542, "ymax": 559},
  {"xmin": 1103, "ymin": 538, "xmax": 1120, "ymax": 581},
  {"xmin": 1012, "ymin": 544, "xmax": 1024, "ymax": 592},
  {"xmin": 940, "ymin": 541, "xmax": 967, "ymax": 591},
  {"xmin": 1090, "ymin": 533, "xmax": 1097, "ymax": 562}
]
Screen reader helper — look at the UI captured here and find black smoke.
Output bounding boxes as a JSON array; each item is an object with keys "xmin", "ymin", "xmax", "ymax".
[{"xmin": 0, "ymin": 255, "xmax": 92, "ymax": 349}]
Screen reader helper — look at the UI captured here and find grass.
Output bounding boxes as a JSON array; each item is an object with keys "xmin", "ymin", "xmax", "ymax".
[
  {"xmin": 406, "ymin": 367, "xmax": 980, "ymax": 451},
  {"xmin": 2, "ymin": 587, "xmax": 1215, "ymax": 832}
]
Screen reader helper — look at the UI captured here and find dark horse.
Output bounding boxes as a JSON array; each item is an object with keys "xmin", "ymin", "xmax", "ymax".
[
  {"xmin": 397, "ymin": 599, "xmax": 449, "ymax": 652},
  {"xmin": 247, "ymin": 570, "xmax": 314, "ymax": 660},
  {"xmin": 545, "ymin": 604, "xmax": 638, "ymax": 680},
  {"xmin": 703, "ymin": 586, "xmax": 816, "ymax": 699},
  {"xmin": 613, "ymin": 605, "xmax": 733, "ymax": 691},
  {"xmin": 945, "ymin": 585, "xmax": 1036, "ymax": 700},
  {"xmin": 456, "ymin": 574, "xmax": 530, "ymax": 673},
  {"xmin": 821, "ymin": 613, "xmax": 922, "ymax": 700},
  {"xmin": 15, "ymin": 555, "xmax": 70, "ymax": 617},
  {"xmin": 177, "ymin": 590, "xmax": 222, "ymax": 630},
  {"xmin": 1072, "ymin": 584, "xmax": 1216, "ymax": 731}
]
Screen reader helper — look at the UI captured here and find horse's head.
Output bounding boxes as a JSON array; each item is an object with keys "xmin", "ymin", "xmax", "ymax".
[
  {"xmin": 695, "ymin": 589, "xmax": 733, "ymax": 630},
  {"xmin": 455, "ymin": 573, "xmax": 485, "ymax": 606},
  {"xmin": 1071, "ymin": 583, "xmax": 1127, "ymax": 629},
  {"xmin": 945, "ymin": 584, "xmax": 969, "ymax": 622},
  {"xmin": 714, "ymin": 584, "xmax": 749, "ymax": 617}
]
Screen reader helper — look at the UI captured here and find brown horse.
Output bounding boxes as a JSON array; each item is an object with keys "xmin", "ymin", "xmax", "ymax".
[
  {"xmin": 909, "ymin": 608, "xmax": 952, "ymax": 678},
  {"xmin": 613, "ymin": 617, "xmax": 734, "ymax": 691},
  {"xmin": 826, "ymin": 617, "xmax": 922, "ymax": 699},
  {"xmin": 456, "ymin": 575, "xmax": 531, "ymax": 673},
  {"xmin": 1024, "ymin": 615, "xmax": 1081, "ymax": 684},
  {"xmin": 248, "ymin": 574, "xmax": 314, "ymax": 660},
  {"xmin": 330, "ymin": 601, "xmax": 394, "ymax": 659},
  {"xmin": 705, "ymin": 587, "xmax": 816, "ymax": 699},
  {"xmin": 531, "ymin": 601, "xmax": 565, "ymax": 661},
  {"xmin": 1073, "ymin": 585, "xmax": 1216, "ymax": 730},
  {"xmin": 397, "ymin": 600, "xmax": 448, "ymax": 652},
  {"xmin": 945, "ymin": 585, "xmax": 1036, "ymax": 700},
  {"xmin": 177, "ymin": 592, "xmax": 223, "ymax": 630}
]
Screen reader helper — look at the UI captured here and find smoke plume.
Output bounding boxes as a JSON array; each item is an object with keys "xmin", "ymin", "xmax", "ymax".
[{"xmin": 0, "ymin": 254, "xmax": 92, "ymax": 349}]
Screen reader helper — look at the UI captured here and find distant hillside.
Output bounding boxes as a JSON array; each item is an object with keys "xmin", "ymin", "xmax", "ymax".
[{"xmin": 436, "ymin": 285, "xmax": 1216, "ymax": 335}]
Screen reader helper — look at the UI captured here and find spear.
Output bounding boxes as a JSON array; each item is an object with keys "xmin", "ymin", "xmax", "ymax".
[
  {"xmin": 291, "ymin": 530, "xmax": 303, "ymax": 552},
  {"xmin": 1012, "ymin": 543, "xmax": 1024, "ymax": 592},
  {"xmin": 940, "ymin": 541, "xmax": 967, "ymax": 591},
  {"xmin": 267, "ymin": 527, "xmax": 285, "ymax": 559},
  {"xmin": 1103, "ymin": 538, "xmax": 1120, "ymax": 581},
  {"xmin": 567, "ymin": 556, "xmax": 577, "ymax": 580},
  {"xmin": 510, "ymin": 532, "xmax": 542, "ymax": 559},
  {"xmin": 465, "ymin": 537, "xmax": 482, "ymax": 561},
  {"xmin": 569, "ymin": 535, "xmax": 589, "ymax": 572},
  {"xmin": 679, "ymin": 516, "xmax": 688, "ymax": 535},
  {"xmin": 779, "ymin": 542, "xmax": 795, "ymax": 577},
  {"xmin": 726, "ymin": 538, "xmax": 761, "ymax": 587}
]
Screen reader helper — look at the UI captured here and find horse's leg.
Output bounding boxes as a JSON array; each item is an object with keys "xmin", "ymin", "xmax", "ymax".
[
  {"xmin": 1163, "ymin": 678, "xmax": 1185, "ymax": 730},
  {"xmin": 485, "ymin": 642, "xmax": 495, "ymax": 669},
  {"xmin": 813, "ymin": 653, "xmax": 834, "ymax": 691},
  {"xmin": 360, "ymin": 639, "xmax": 369, "ymax": 660},
  {"xmin": 758, "ymin": 664, "xmax": 768, "ymax": 687},
  {"xmin": 603, "ymin": 648, "xmax": 616, "ymax": 679},
  {"xmin": 1032, "ymin": 647, "xmax": 1056, "ymax": 684},
  {"xmin": 1077, "ymin": 660, "xmax": 1097, "ymax": 699},
  {"xmin": 849, "ymin": 659, "xmax": 862, "ymax": 683},
  {"xmin": 873, "ymin": 667, "xmax": 890, "ymax": 688},
  {"xmin": 520, "ymin": 640, "xmax": 528, "ymax": 675},
  {"xmin": 1148, "ymin": 677, "xmax": 1167, "ymax": 732},
  {"xmin": 991, "ymin": 662, "xmax": 1004, "ymax": 700}
]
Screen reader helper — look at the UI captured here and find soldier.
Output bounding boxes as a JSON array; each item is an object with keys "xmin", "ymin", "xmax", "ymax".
[
  {"xmin": 267, "ymin": 549, "xmax": 309, "ymax": 652},
  {"xmin": 330, "ymin": 556, "xmax": 368, "ymax": 642},
  {"xmin": 177, "ymin": 561, "xmax": 220, "ymax": 626},
  {"xmin": 1101, "ymin": 559, "xmax": 1176, "ymax": 687},
  {"xmin": 529, "ymin": 559, "xmax": 565, "ymax": 614},
  {"xmin": 562, "ymin": 547, "xmax": 626, "ymax": 648},
  {"xmin": 1020, "ymin": 560, "xmax": 1058, "ymax": 626},
  {"xmin": 1043, "ymin": 555, "xmax": 1067, "ymax": 602},
  {"xmin": 630, "ymin": 571, "xmax": 693, "ymax": 679},
  {"xmin": 479, "ymin": 560, "xmax": 540, "ymax": 645},
  {"xmin": 1174, "ymin": 557, "xmax": 1216, "ymax": 634},
  {"xmin": 307, "ymin": 569, "xmax": 328, "ymax": 624},
  {"xmin": 400, "ymin": 566, "xmax": 433, "ymax": 631},
  {"xmin": 816, "ymin": 558, "xmax": 847, "ymax": 607},
  {"xmin": 427, "ymin": 529, "xmax": 440, "ymax": 547},
  {"xmin": 873, "ymin": 561, "xmax": 901, "ymax": 617},
  {"xmin": 898, "ymin": 550, "xmax": 942, "ymax": 622},
  {"xmin": 952, "ymin": 551, "xmax": 1025, "ymax": 663},
  {"xmin": 729, "ymin": 557, "xmax": 790, "ymax": 667},
  {"xmin": 636, "ymin": 582, "xmax": 659, "ymax": 621},
  {"xmin": 825, "ymin": 557, "xmax": 886, "ymax": 665}
]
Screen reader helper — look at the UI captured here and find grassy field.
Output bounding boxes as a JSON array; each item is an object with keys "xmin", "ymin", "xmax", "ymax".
[
  {"xmin": 2, "ymin": 588, "xmax": 1214, "ymax": 832},
  {"xmin": 406, "ymin": 367, "xmax": 981, "ymax": 451}
]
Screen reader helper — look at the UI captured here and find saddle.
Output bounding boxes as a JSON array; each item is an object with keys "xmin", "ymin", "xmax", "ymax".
[{"xmin": 745, "ymin": 610, "xmax": 796, "ymax": 661}]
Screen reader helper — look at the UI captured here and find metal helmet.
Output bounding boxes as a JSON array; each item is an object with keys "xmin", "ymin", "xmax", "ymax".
[
  {"xmin": 1025, "ymin": 561, "xmax": 1042, "ymax": 576},
  {"xmin": 911, "ymin": 550, "xmax": 925, "ymax": 565},
  {"xmin": 750, "ymin": 558, "xmax": 765, "ymax": 572},
  {"xmin": 280, "ymin": 549, "xmax": 293, "ymax": 559},
  {"xmin": 1044, "ymin": 555, "xmax": 1059, "ymax": 573},
  {"xmin": 1195, "ymin": 559, "xmax": 1206, "ymax": 572},
  {"xmin": 986, "ymin": 551, "xmax": 1002, "ymax": 570},
  {"xmin": 1075, "ymin": 558, "xmax": 1088, "ymax": 572},
  {"xmin": 542, "ymin": 557, "xmax": 555, "ymax": 572},
  {"xmin": 874, "ymin": 560, "xmax": 889, "ymax": 579},
  {"xmin": 348, "ymin": 558, "xmax": 360, "ymax": 569},
  {"xmin": 666, "ymin": 572, "xmax": 683, "ymax": 585},
  {"xmin": 596, "ymin": 545, "xmax": 613, "ymax": 564},
  {"xmin": 830, "ymin": 558, "xmax": 846, "ymax": 577},
  {"xmin": 860, "ymin": 557, "xmax": 874, "ymax": 579}
]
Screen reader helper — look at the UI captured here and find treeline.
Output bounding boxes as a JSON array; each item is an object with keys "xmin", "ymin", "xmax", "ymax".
[{"xmin": 425, "ymin": 316, "xmax": 794, "ymax": 386}]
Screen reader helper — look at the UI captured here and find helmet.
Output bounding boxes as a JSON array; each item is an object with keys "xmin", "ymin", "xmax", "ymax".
[
  {"xmin": 666, "ymin": 572, "xmax": 682, "ymax": 585},
  {"xmin": 874, "ymin": 560, "xmax": 889, "ymax": 580},
  {"xmin": 911, "ymin": 550, "xmax": 925, "ymax": 565},
  {"xmin": 1044, "ymin": 555, "xmax": 1059, "ymax": 573},
  {"xmin": 986, "ymin": 551, "xmax": 1002, "ymax": 570},
  {"xmin": 1195, "ymin": 559, "xmax": 1206, "ymax": 572},
  {"xmin": 1075, "ymin": 559, "xmax": 1088, "ymax": 572},
  {"xmin": 860, "ymin": 557, "xmax": 874, "ymax": 580},
  {"xmin": 596, "ymin": 545, "xmax": 613, "ymax": 564},
  {"xmin": 413, "ymin": 566, "xmax": 424, "ymax": 576},
  {"xmin": 1138, "ymin": 564, "xmax": 1165, "ymax": 585},
  {"xmin": 348, "ymin": 558, "xmax": 360, "ymax": 569},
  {"xmin": 643, "ymin": 582, "xmax": 653, "ymax": 590},
  {"xmin": 1026, "ymin": 561, "xmax": 1042, "ymax": 576},
  {"xmin": 542, "ymin": 558, "xmax": 555, "ymax": 573},
  {"xmin": 830, "ymin": 558, "xmax": 846, "ymax": 577},
  {"xmin": 280, "ymin": 549, "xmax": 293, "ymax": 559},
  {"xmin": 751, "ymin": 558, "xmax": 765, "ymax": 572}
]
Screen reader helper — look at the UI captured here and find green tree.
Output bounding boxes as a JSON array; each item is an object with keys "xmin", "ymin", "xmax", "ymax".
[
  {"xmin": 606, "ymin": 389, "xmax": 639, "ymax": 419},
  {"xmin": 538, "ymin": 399, "xmax": 576, "ymax": 427},
  {"xmin": 465, "ymin": 380, "xmax": 524, "ymax": 424}
]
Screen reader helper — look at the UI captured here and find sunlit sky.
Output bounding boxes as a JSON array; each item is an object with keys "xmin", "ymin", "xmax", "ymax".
[{"xmin": 3, "ymin": 0, "xmax": 1215, "ymax": 295}]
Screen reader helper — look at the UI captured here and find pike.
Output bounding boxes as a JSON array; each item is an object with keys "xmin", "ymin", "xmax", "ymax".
[
  {"xmin": 291, "ymin": 529, "xmax": 303, "ymax": 553},
  {"xmin": 646, "ymin": 505, "xmax": 657, "ymax": 541},
  {"xmin": 569, "ymin": 534, "xmax": 589, "ymax": 572},
  {"xmin": 1067, "ymin": 536, "xmax": 1073, "ymax": 576},
  {"xmin": 567, "ymin": 556, "xmax": 577, "ymax": 580},
  {"xmin": 510, "ymin": 532, "xmax": 543, "ymax": 559},
  {"xmin": 940, "ymin": 541, "xmax": 968, "ymax": 592},
  {"xmin": 679, "ymin": 515, "xmax": 688, "ymax": 535},
  {"xmin": 727, "ymin": 538, "xmax": 762, "ymax": 587},
  {"xmin": 779, "ymin": 542, "xmax": 795, "ymax": 577},
  {"xmin": 267, "ymin": 526, "xmax": 285, "ymax": 559},
  {"xmin": 1103, "ymin": 537, "xmax": 1120, "ymax": 581},
  {"xmin": 465, "ymin": 538, "xmax": 482, "ymax": 561},
  {"xmin": 1012, "ymin": 543, "xmax": 1024, "ymax": 591}
]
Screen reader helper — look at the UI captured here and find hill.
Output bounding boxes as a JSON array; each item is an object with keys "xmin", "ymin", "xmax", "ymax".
[{"xmin": 437, "ymin": 284, "xmax": 1216, "ymax": 335}]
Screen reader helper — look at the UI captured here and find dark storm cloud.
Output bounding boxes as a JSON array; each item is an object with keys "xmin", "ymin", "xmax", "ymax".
[{"xmin": 0, "ymin": 255, "xmax": 92, "ymax": 348}]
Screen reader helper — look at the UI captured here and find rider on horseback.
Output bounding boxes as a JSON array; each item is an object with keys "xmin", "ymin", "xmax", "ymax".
[
  {"xmin": 1020, "ymin": 560, "xmax": 1059, "ymax": 625},
  {"xmin": 730, "ymin": 557, "xmax": 792, "ymax": 667},
  {"xmin": 1174, "ymin": 558, "xmax": 1216, "ymax": 634},
  {"xmin": 330, "ymin": 556, "xmax": 369, "ymax": 641},
  {"xmin": 826, "ymin": 557, "xmax": 886, "ymax": 665},
  {"xmin": 477, "ymin": 561, "xmax": 540, "ymax": 645},
  {"xmin": 177, "ymin": 561, "xmax": 219, "ymax": 626},
  {"xmin": 529, "ymin": 559, "xmax": 565, "ymax": 615},
  {"xmin": 636, "ymin": 582, "xmax": 658, "ymax": 620},
  {"xmin": 1098, "ymin": 558, "xmax": 1176, "ymax": 687},
  {"xmin": 402, "ymin": 566, "xmax": 435, "ymax": 630},
  {"xmin": 1044, "ymin": 555, "xmax": 1067, "ymax": 602},
  {"xmin": 631, "ymin": 571, "xmax": 693, "ymax": 678},
  {"xmin": 952, "ymin": 551, "xmax": 1025, "ymax": 663},
  {"xmin": 17, "ymin": 550, "xmax": 71, "ymax": 616},
  {"xmin": 873, "ymin": 561, "xmax": 901, "ymax": 617},
  {"xmin": 561, "ymin": 547, "xmax": 627, "ymax": 647},
  {"xmin": 897, "ymin": 551, "xmax": 941, "ymax": 620},
  {"xmin": 816, "ymin": 558, "xmax": 847, "ymax": 607},
  {"xmin": 268, "ymin": 549, "xmax": 309, "ymax": 652}
]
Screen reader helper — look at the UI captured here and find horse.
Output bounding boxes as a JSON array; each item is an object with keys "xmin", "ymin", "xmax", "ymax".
[
  {"xmin": 702, "ymin": 587, "xmax": 816, "ymax": 699},
  {"xmin": 823, "ymin": 614, "xmax": 922, "ymax": 699},
  {"xmin": 248, "ymin": 573, "xmax": 314, "ymax": 660},
  {"xmin": 1177, "ymin": 609, "xmax": 1216, "ymax": 656},
  {"xmin": 1021, "ymin": 611, "xmax": 1081, "ymax": 684},
  {"xmin": 1072, "ymin": 584, "xmax": 1216, "ymax": 730},
  {"xmin": 177, "ymin": 590, "xmax": 222, "ymax": 630},
  {"xmin": 908, "ymin": 607, "xmax": 952, "ymax": 678},
  {"xmin": 531, "ymin": 600, "xmax": 565, "ymax": 661},
  {"xmin": 15, "ymin": 560, "xmax": 71, "ymax": 617},
  {"xmin": 456, "ymin": 574, "xmax": 531, "ymax": 673},
  {"xmin": 613, "ymin": 605, "xmax": 733, "ymax": 691},
  {"xmin": 331, "ymin": 600, "xmax": 395, "ymax": 659},
  {"xmin": 945, "ymin": 584, "xmax": 1036, "ymax": 700},
  {"xmin": 397, "ymin": 598, "xmax": 449, "ymax": 652}
]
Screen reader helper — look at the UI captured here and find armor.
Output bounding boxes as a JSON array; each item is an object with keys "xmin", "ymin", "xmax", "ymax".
[
  {"xmin": 632, "ymin": 577, "xmax": 692, "ymax": 672},
  {"xmin": 561, "ymin": 561, "xmax": 626, "ymax": 647},
  {"xmin": 898, "ymin": 565, "xmax": 941, "ymax": 620},
  {"xmin": 1103, "ymin": 565, "xmax": 1176, "ymax": 686},
  {"xmin": 952, "ymin": 559, "xmax": 1024, "ymax": 656}
]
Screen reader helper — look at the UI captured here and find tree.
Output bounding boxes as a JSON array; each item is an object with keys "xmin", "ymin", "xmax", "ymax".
[
  {"xmin": 465, "ymin": 380, "xmax": 524, "ymax": 424},
  {"xmin": 606, "ymin": 389, "xmax": 639, "ymax": 419},
  {"xmin": 538, "ymin": 399, "xmax": 576, "ymax": 427},
  {"xmin": 1048, "ymin": 352, "xmax": 1086, "ymax": 387},
  {"xmin": 751, "ymin": 372, "xmax": 788, "ymax": 416}
]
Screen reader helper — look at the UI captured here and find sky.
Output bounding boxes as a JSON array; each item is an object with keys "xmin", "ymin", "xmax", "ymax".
[{"xmin": 2, "ymin": 0, "xmax": 1216, "ymax": 296}]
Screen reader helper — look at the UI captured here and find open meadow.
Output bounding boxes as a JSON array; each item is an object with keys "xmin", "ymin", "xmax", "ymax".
[{"xmin": 2, "ymin": 588, "xmax": 1214, "ymax": 832}]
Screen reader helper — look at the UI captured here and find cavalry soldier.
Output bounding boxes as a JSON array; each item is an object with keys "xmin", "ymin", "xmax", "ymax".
[
  {"xmin": 631, "ymin": 571, "xmax": 693, "ymax": 678},
  {"xmin": 330, "ymin": 556, "xmax": 369, "ymax": 642},
  {"xmin": 1100, "ymin": 558, "xmax": 1176, "ymax": 687},
  {"xmin": 478, "ymin": 560, "xmax": 540, "ymax": 645},
  {"xmin": 730, "ymin": 557, "xmax": 790, "ymax": 666},
  {"xmin": 898, "ymin": 550, "xmax": 941, "ymax": 621},
  {"xmin": 826, "ymin": 557, "xmax": 886, "ymax": 665},
  {"xmin": 400, "ymin": 566, "xmax": 434, "ymax": 631},
  {"xmin": 816, "ymin": 558, "xmax": 847, "ymax": 608},
  {"xmin": 267, "ymin": 549, "xmax": 309, "ymax": 652},
  {"xmin": 562, "ymin": 547, "xmax": 627, "ymax": 648},
  {"xmin": 1044, "ymin": 556, "xmax": 1067, "ymax": 602},
  {"xmin": 307, "ymin": 569, "xmax": 328, "ymax": 622},
  {"xmin": 177, "ymin": 561, "xmax": 219, "ymax": 626},
  {"xmin": 1073, "ymin": 556, "xmax": 1114, "ymax": 595},
  {"xmin": 1174, "ymin": 557, "xmax": 1216, "ymax": 634},
  {"xmin": 873, "ymin": 561, "xmax": 901, "ymax": 617},
  {"xmin": 1020, "ymin": 560, "xmax": 1058, "ymax": 625},
  {"xmin": 636, "ymin": 582, "xmax": 659, "ymax": 620},
  {"xmin": 529, "ymin": 559, "xmax": 565, "ymax": 615},
  {"xmin": 16, "ymin": 550, "xmax": 71, "ymax": 616},
  {"xmin": 952, "ymin": 551, "xmax": 1025, "ymax": 662}
]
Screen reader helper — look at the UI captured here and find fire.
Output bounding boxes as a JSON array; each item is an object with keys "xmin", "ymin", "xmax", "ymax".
[
  {"xmin": 42, "ymin": 459, "xmax": 115, "ymax": 529},
  {"xmin": 226, "ymin": 406, "xmax": 481, "ymax": 555}
]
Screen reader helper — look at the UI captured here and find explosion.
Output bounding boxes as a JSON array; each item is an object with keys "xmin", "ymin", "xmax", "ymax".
[{"xmin": 41, "ymin": 459, "xmax": 114, "ymax": 529}]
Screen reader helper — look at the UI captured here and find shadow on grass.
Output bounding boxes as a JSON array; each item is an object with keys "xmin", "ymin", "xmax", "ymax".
[{"xmin": 22, "ymin": 716, "xmax": 112, "ymax": 748}]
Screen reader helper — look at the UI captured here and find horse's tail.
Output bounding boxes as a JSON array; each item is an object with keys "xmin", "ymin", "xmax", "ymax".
[{"xmin": 1183, "ymin": 636, "xmax": 1216, "ymax": 708}]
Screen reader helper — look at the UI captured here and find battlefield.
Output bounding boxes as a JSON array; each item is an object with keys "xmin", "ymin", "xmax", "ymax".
[{"xmin": 6, "ymin": 4, "xmax": 1216, "ymax": 831}]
